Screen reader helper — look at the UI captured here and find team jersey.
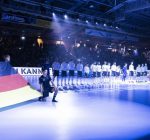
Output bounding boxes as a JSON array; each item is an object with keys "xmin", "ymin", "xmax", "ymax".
[
  {"xmin": 76, "ymin": 63, "xmax": 83, "ymax": 71},
  {"xmin": 144, "ymin": 65, "xmax": 148, "ymax": 72},
  {"xmin": 102, "ymin": 64, "xmax": 107, "ymax": 71},
  {"xmin": 96, "ymin": 65, "xmax": 102, "ymax": 72},
  {"xmin": 84, "ymin": 66, "xmax": 90, "ymax": 74},
  {"xmin": 129, "ymin": 64, "xmax": 134, "ymax": 71},
  {"xmin": 68, "ymin": 61, "xmax": 75, "ymax": 70},
  {"xmin": 39, "ymin": 75, "xmax": 51, "ymax": 91},
  {"xmin": 136, "ymin": 66, "xmax": 141, "ymax": 73},
  {"xmin": 91, "ymin": 64, "xmax": 97, "ymax": 72},
  {"xmin": 61, "ymin": 62, "xmax": 68, "ymax": 71},
  {"xmin": 111, "ymin": 65, "xmax": 117, "ymax": 71},
  {"xmin": 52, "ymin": 62, "xmax": 60, "ymax": 70}
]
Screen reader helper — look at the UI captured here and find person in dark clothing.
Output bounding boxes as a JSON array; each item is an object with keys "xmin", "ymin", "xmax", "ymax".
[
  {"xmin": 39, "ymin": 68, "xmax": 58, "ymax": 102},
  {"xmin": 42, "ymin": 59, "xmax": 50, "ymax": 76},
  {"xmin": 122, "ymin": 63, "xmax": 128, "ymax": 81}
]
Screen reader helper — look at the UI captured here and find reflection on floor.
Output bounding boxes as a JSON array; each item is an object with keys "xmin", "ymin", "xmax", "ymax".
[{"xmin": 0, "ymin": 86, "xmax": 150, "ymax": 140}]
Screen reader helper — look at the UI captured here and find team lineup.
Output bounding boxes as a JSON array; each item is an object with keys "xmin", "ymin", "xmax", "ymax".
[
  {"xmin": 51, "ymin": 60, "xmax": 149, "ymax": 86},
  {"xmin": 38, "ymin": 60, "xmax": 149, "ymax": 102}
]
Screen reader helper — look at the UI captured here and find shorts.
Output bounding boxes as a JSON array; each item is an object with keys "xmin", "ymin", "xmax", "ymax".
[
  {"xmin": 61, "ymin": 71, "xmax": 67, "ymax": 77},
  {"xmin": 93, "ymin": 72, "xmax": 96, "ymax": 77},
  {"xmin": 136, "ymin": 72, "xmax": 141, "ymax": 77},
  {"xmin": 97, "ymin": 72, "xmax": 101, "ymax": 77},
  {"xmin": 69, "ymin": 70, "xmax": 74, "ymax": 76},
  {"xmin": 116, "ymin": 72, "xmax": 120, "ymax": 77},
  {"xmin": 53, "ymin": 70, "xmax": 59, "ymax": 76},
  {"xmin": 77, "ymin": 71, "xmax": 82, "ymax": 77},
  {"xmin": 43, "ymin": 87, "xmax": 54, "ymax": 97},
  {"xmin": 144, "ymin": 71, "xmax": 147, "ymax": 76},
  {"xmin": 102, "ymin": 71, "xmax": 107, "ymax": 76},
  {"xmin": 84, "ymin": 73, "xmax": 89, "ymax": 78},
  {"xmin": 130, "ymin": 71, "xmax": 134, "ymax": 76},
  {"xmin": 112, "ymin": 71, "xmax": 116, "ymax": 77},
  {"xmin": 141, "ymin": 72, "xmax": 145, "ymax": 76},
  {"xmin": 107, "ymin": 72, "xmax": 110, "ymax": 77}
]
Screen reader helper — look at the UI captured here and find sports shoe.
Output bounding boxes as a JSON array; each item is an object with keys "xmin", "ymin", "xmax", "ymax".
[{"xmin": 52, "ymin": 99, "xmax": 58, "ymax": 102}]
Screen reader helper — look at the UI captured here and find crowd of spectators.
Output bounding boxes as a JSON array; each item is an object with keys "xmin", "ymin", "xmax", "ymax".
[{"xmin": 0, "ymin": 35, "xmax": 149, "ymax": 69}]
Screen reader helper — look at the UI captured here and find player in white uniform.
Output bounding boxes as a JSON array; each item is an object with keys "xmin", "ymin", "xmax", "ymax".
[
  {"xmin": 111, "ymin": 62, "xmax": 117, "ymax": 77},
  {"xmin": 144, "ymin": 63, "xmax": 148, "ymax": 76},
  {"xmin": 141, "ymin": 64, "xmax": 145, "ymax": 77},
  {"xmin": 102, "ymin": 61, "xmax": 107, "ymax": 83},
  {"xmin": 102, "ymin": 61, "xmax": 107, "ymax": 77},
  {"xmin": 111, "ymin": 62, "xmax": 117, "ymax": 82},
  {"xmin": 129, "ymin": 62, "xmax": 135, "ymax": 82},
  {"xmin": 136, "ymin": 64, "xmax": 141, "ymax": 82},
  {"xmin": 84, "ymin": 64, "xmax": 90, "ymax": 85},
  {"xmin": 107, "ymin": 63, "xmax": 111, "ymax": 76},
  {"xmin": 68, "ymin": 60, "xmax": 75, "ymax": 85},
  {"xmin": 60, "ymin": 61, "xmax": 68, "ymax": 86},
  {"xmin": 144, "ymin": 63, "xmax": 148, "ymax": 82},
  {"xmin": 76, "ymin": 61, "xmax": 83, "ymax": 85},
  {"xmin": 106, "ymin": 62, "xmax": 111, "ymax": 82},
  {"xmin": 116, "ymin": 65, "xmax": 121, "ymax": 82},
  {"xmin": 96, "ymin": 62, "xmax": 102, "ymax": 78},
  {"xmin": 52, "ymin": 59, "xmax": 60, "ymax": 86},
  {"xmin": 91, "ymin": 62, "xmax": 97, "ymax": 78},
  {"xmin": 84, "ymin": 64, "xmax": 90, "ymax": 77},
  {"xmin": 90, "ymin": 62, "xmax": 97, "ymax": 85},
  {"xmin": 96, "ymin": 62, "xmax": 102, "ymax": 85}
]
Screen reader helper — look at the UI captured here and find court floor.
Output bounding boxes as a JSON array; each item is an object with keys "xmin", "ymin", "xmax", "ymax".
[{"xmin": 0, "ymin": 85, "xmax": 150, "ymax": 140}]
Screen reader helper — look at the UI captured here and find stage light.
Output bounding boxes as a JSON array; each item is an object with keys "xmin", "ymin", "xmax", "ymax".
[
  {"xmin": 86, "ymin": 20, "xmax": 88, "ymax": 23},
  {"xmin": 64, "ymin": 14, "xmax": 68, "ymax": 19},
  {"xmin": 37, "ymin": 36, "xmax": 43, "ymax": 48},
  {"xmin": 89, "ymin": 5, "xmax": 94, "ymax": 8},
  {"xmin": 56, "ymin": 40, "xmax": 64, "ymax": 45},
  {"xmin": 77, "ymin": 18, "xmax": 80, "ymax": 21},
  {"xmin": 52, "ymin": 12, "xmax": 55, "ymax": 16},
  {"xmin": 76, "ymin": 43, "xmax": 80, "ymax": 48},
  {"xmin": 95, "ymin": 44, "xmax": 98, "ymax": 49},
  {"xmin": 21, "ymin": 36, "xmax": 25, "ymax": 40},
  {"xmin": 104, "ymin": 23, "xmax": 107, "ymax": 27},
  {"xmin": 96, "ymin": 22, "xmax": 98, "ymax": 25}
]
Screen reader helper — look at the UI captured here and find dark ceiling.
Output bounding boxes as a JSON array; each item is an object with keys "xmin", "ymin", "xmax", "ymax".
[{"xmin": 0, "ymin": 0, "xmax": 150, "ymax": 40}]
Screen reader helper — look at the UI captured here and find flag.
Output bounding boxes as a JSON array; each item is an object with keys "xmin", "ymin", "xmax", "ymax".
[{"xmin": 0, "ymin": 62, "xmax": 41, "ymax": 109}]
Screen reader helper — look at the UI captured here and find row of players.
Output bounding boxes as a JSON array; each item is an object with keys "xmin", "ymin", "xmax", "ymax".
[
  {"xmin": 49, "ymin": 60, "xmax": 149, "ymax": 86},
  {"xmin": 51, "ymin": 61, "xmax": 148, "ymax": 77}
]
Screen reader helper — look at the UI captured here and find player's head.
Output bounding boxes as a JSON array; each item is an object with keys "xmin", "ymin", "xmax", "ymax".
[
  {"xmin": 3, "ymin": 54, "xmax": 10, "ymax": 62},
  {"xmin": 42, "ymin": 68, "xmax": 48, "ymax": 76}
]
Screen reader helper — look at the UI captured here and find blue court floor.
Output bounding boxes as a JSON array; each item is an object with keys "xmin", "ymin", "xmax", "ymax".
[{"xmin": 0, "ymin": 85, "xmax": 150, "ymax": 140}]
